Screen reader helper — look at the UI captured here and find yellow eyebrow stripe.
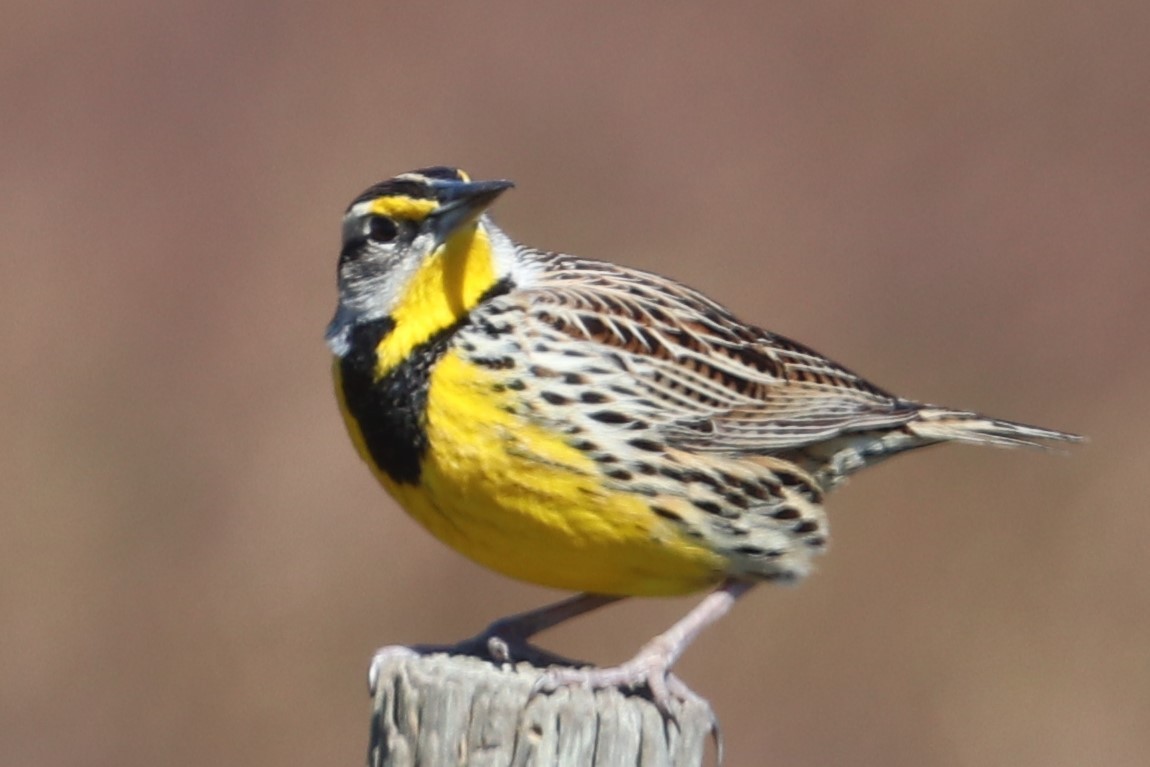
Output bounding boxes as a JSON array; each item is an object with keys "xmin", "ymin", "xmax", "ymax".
[{"xmin": 369, "ymin": 196, "xmax": 438, "ymax": 219}]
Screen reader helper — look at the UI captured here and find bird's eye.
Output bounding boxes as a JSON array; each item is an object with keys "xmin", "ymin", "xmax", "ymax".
[{"xmin": 366, "ymin": 215, "xmax": 399, "ymax": 244}]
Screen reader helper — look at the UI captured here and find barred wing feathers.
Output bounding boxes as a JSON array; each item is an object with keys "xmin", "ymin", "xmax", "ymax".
[
  {"xmin": 521, "ymin": 254, "xmax": 925, "ymax": 452},
  {"xmin": 517, "ymin": 252, "xmax": 1081, "ymax": 459}
]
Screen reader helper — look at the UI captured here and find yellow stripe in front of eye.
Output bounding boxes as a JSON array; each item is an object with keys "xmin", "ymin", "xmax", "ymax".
[{"xmin": 369, "ymin": 196, "xmax": 438, "ymax": 219}]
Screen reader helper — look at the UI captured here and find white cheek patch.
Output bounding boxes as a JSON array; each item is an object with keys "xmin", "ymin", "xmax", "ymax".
[{"xmin": 328, "ymin": 234, "xmax": 434, "ymax": 356}]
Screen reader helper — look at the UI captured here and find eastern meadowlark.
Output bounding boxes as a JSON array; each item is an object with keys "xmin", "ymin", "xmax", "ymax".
[{"xmin": 327, "ymin": 166, "xmax": 1080, "ymax": 709}]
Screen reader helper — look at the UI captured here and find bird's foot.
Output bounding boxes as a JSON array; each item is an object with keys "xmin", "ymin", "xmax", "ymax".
[{"xmin": 532, "ymin": 634, "xmax": 708, "ymax": 720}]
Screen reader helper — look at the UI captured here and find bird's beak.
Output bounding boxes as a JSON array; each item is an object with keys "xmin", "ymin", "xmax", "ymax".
[{"xmin": 429, "ymin": 178, "xmax": 514, "ymax": 243}]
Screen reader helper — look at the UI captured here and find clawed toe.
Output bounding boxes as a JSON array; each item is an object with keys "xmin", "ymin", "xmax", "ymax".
[{"xmin": 530, "ymin": 652, "xmax": 704, "ymax": 723}]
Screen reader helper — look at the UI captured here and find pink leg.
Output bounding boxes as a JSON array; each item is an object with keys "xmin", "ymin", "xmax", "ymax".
[{"xmin": 533, "ymin": 579, "xmax": 755, "ymax": 713}]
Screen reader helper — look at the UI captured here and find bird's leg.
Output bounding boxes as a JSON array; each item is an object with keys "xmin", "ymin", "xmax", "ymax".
[
  {"xmin": 533, "ymin": 579, "xmax": 755, "ymax": 715},
  {"xmin": 477, "ymin": 592, "xmax": 623, "ymax": 657},
  {"xmin": 368, "ymin": 593, "xmax": 621, "ymax": 693}
]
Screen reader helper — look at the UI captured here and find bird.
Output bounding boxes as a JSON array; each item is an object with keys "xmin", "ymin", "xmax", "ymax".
[{"xmin": 326, "ymin": 166, "xmax": 1081, "ymax": 710}]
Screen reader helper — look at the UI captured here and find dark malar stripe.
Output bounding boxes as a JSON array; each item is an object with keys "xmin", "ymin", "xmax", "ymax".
[{"xmin": 338, "ymin": 277, "xmax": 515, "ymax": 485}]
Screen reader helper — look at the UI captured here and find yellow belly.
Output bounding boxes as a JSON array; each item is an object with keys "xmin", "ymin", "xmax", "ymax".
[{"xmin": 339, "ymin": 351, "xmax": 725, "ymax": 596}]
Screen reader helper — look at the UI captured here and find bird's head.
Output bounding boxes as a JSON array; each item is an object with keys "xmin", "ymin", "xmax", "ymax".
[{"xmin": 326, "ymin": 167, "xmax": 515, "ymax": 356}]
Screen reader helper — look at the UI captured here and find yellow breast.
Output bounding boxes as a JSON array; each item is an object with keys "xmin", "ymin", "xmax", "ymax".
[{"xmin": 342, "ymin": 350, "xmax": 725, "ymax": 597}]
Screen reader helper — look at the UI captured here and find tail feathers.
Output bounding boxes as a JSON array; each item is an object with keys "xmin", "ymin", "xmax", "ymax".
[
  {"xmin": 907, "ymin": 407, "xmax": 1084, "ymax": 451},
  {"xmin": 804, "ymin": 405, "xmax": 1082, "ymax": 491}
]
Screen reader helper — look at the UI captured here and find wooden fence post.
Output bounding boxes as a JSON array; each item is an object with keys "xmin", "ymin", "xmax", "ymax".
[{"xmin": 368, "ymin": 651, "xmax": 718, "ymax": 766}]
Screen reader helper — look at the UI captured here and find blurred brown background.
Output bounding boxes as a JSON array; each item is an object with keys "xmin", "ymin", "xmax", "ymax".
[{"xmin": 2, "ymin": 2, "xmax": 1147, "ymax": 766}]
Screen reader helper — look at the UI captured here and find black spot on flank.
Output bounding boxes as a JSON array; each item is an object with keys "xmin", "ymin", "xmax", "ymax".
[
  {"xmin": 571, "ymin": 439, "xmax": 599, "ymax": 452},
  {"xmin": 651, "ymin": 506, "xmax": 684, "ymax": 522},
  {"xmin": 774, "ymin": 467, "xmax": 824, "ymax": 502},
  {"xmin": 734, "ymin": 545, "xmax": 782, "ymax": 558},
  {"xmin": 579, "ymin": 391, "xmax": 610, "ymax": 404},
  {"xmin": 691, "ymin": 499, "xmax": 725, "ymax": 516},
  {"xmin": 562, "ymin": 373, "xmax": 588, "ymax": 385},
  {"xmin": 628, "ymin": 438, "xmax": 664, "ymax": 453},
  {"xmin": 635, "ymin": 462, "xmax": 657, "ymax": 475},
  {"xmin": 712, "ymin": 519, "xmax": 749, "ymax": 537},
  {"xmin": 794, "ymin": 520, "xmax": 819, "ymax": 534},
  {"xmin": 744, "ymin": 483, "xmax": 772, "ymax": 501},
  {"xmin": 773, "ymin": 469, "xmax": 801, "ymax": 485},
  {"xmin": 506, "ymin": 380, "xmax": 526, "ymax": 391},
  {"xmin": 771, "ymin": 507, "xmax": 801, "ymax": 520},
  {"xmin": 540, "ymin": 391, "xmax": 569, "ymax": 406},
  {"xmin": 589, "ymin": 410, "xmax": 630, "ymax": 425},
  {"xmin": 482, "ymin": 303, "xmax": 514, "ymax": 317},
  {"xmin": 690, "ymin": 471, "xmax": 722, "ymax": 491},
  {"xmin": 801, "ymin": 485, "xmax": 825, "ymax": 503},
  {"xmin": 723, "ymin": 492, "xmax": 750, "ymax": 509},
  {"xmin": 478, "ymin": 322, "xmax": 506, "ymax": 339},
  {"xmin": 605, "ymin": 468, "xmax": 633, "ymax": 481},
  {"xmin": 806, "ymin": 536, "xmax": 827, "ymax": 548},
  {"xmin": 474, "ymin": 356, "xmax": 515, "ymax": 370}
]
